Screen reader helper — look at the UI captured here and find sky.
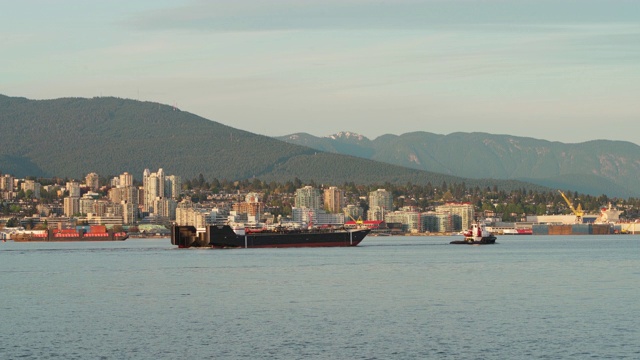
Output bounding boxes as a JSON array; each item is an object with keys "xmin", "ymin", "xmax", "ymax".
[{"xmin": 2, "ymin": 0, "xmax": 639, "ymax": 144}]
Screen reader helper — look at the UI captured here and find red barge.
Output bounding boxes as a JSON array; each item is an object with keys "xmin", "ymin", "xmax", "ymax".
[
  {"xmin": 172, "ymin": 225, "xmax": 370, "ymax": 249},
  {"xmin": 12, "ymin": 226, "xmax": 128, "ymax": 242}
]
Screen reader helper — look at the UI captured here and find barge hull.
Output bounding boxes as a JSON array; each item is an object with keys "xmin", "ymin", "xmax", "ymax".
[
  {"xmin": 12, "ymin": 226, "xmax": 128, "ymax": 242},
  {"xmin": 532, "ymin": 224, "xmax": 613, "ymax": 235},
  {"xmin": 172, "ymin": 225, "xmax": 370, "ymax": 248}
]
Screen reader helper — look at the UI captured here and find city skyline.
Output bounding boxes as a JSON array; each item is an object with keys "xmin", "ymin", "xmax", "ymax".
[{"xmin": 1, "ymin": 1, "xmax": 639, "ymax": 145}]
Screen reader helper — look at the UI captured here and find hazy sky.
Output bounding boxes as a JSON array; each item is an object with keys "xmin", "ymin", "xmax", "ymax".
[{"xmin": 2, "ymin": 0, "xmax": 639, "ymax": 144}]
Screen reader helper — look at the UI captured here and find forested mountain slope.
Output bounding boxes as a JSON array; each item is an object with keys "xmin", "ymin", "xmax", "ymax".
[
  {"xmin": 0, "ymin": 95, "xmax": 547, "ymax": 193},
  {"xmin": 278, "ymin": 131, "xmax": 640, "ymax": 197}
]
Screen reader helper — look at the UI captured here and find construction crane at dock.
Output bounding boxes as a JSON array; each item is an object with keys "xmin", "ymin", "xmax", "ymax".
[
  {"xmin": 348, "ymin": 215, "xmax": 364, "ymax": 227},
  {"xmin": 558, "ymin": 190, "xmax": 584, "ymax": 223}
]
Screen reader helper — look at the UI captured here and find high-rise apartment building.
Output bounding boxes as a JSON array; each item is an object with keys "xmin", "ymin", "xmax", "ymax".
[
  {"xmin": 323, "ymin": 186, "xmax": 343, "ymax": 214},
  {"xmin": 85, "ymin": 172, "xmax": 99, "ymax": 191},
  {"xmin": 154, "ymin": 198, "xmax": 177, "ymax": 220},
  {"xmin": 435, "ymin": 203, "xmax": 474, "ymax": 231},
  {"xmin": 67, "ymin": 182, "xmax": 81, "ymax": 197},
  {"xmin": 1, "ymin": 174, "xmax": 14, "ymax": 192},
  {"xmin": 164, "ymin": 175, "xmax": 181, "ymax": 199},
  {"xmin": 63, "ymin": 196, "xmax": 80, "ymax": 217},
  {"xmin": 143, "ymin": 168, "xmax": 181, "ymax": 214},
  {"xmin": 119, "ymin": 172, "xmax": 133, "ymax": 188},
  {"xmin": 294, "ymin": 186, "xmax": 321, "ymax": 210},
  {"xmin": 121, "ymin": 201, "xmax": 137, "ymax": 225},
  {"xmin": 367, "ymin": 189, "xmax": 393, "ymax": 221},
  {"xmin": 369, "ymin": 189, "xmax": 393, "ymax": 210},
  {"xmin": 143, "ymin": 168, "xmax": 163, "ymax": 213}
]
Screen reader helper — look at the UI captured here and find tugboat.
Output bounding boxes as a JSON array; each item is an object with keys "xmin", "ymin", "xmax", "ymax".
[{"xmin": 450, "ymin": 222, "xmax": 496, "ymax": 245}]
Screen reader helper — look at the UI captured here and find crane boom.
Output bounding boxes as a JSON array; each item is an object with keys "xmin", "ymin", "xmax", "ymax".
[
  {"xmin": 558, "ymin": 190, "xmax": 584, "ymax": 221},
  {"xmin": 348, "ymin": 215, "xmax": 363, "ymax": 225}
]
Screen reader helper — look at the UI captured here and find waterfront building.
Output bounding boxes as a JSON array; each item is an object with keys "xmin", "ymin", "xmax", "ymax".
[
  {"xmin": 84, "ymin": 214, "xmax": 123, "ymax": 226},
  {"xmin": 367, "ymin": 206, "xmax": 385, "ymax": 221},
  {"xmin": 526, "ymin": 214, "xmax": 578, "ymax": 225},
  {"xmin": 292, "ymin": 207, "xmax": 345, "ymax": 227},
  {"xmin": 384, "ymin": 211, "xmax": 409, "ymax": 232},
  {"xmin": 384, "ymin": 211, "xmax": 423, "ymax": 233},
  {"xmin": 436, "ymin": 203, "xmax": 474, "ymax": 231},
  {"xmin": 44, "ymin": 217, "xmax": 74, "ymax": 229},
  {"xmin": 435, "ymin": 213, "xmax": 453, "ymax": 233},
  {"xmin": 384, "ymin": 210, "xmax": 443, "ymax": 233},
  {"xmin": 295, "ymin": 186, "xmax": 321, "ymax": 210},
  {"xmin": 419, "ymin": 211, "xmax": 439, "ymax": 233},
  {"xmin": 323, "ymin": 186, "xmax": 343, "ymax": 214}
]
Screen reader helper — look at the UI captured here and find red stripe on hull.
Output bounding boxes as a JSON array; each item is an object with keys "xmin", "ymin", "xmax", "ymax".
[{"xmin": 241, "ymin": 240, "xmax": 363, "ymax": 248}]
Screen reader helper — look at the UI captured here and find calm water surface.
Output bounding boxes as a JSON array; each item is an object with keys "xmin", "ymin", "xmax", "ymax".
[{"xmin": 1, "ymin": 235, "xmax": 639, "ymax": 359}]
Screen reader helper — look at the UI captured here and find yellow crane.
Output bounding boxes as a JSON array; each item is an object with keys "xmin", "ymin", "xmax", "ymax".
[
  {"xmin": 348, "ymin": 215, "xmax": 364, "ymax": 226},
  {"xmin": 558, "ymin": 190, "xmax": 584, "ymax": 222}
]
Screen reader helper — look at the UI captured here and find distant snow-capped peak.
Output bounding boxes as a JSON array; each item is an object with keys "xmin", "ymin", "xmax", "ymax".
[{"xmin": 327, "ymin": 131, "xmax": 367, "ymax": 141}]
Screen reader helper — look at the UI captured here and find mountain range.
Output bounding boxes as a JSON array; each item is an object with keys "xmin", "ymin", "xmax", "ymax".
[
  {"xmin": 0, "ymin": 94, "xmax": 546, "ymax": 193},
  {"xmin": 277, "ymin": 131, "xmax": 640, "ymax": 198},
  {"xmin": 2, "ymin": 94, "xmax": 637, "ymax": 197}
]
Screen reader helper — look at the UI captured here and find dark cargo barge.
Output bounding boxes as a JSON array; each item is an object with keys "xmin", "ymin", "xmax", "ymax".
[{"xmin": 172, "ymin": 225, "xmax": 370, "ymax": 248}]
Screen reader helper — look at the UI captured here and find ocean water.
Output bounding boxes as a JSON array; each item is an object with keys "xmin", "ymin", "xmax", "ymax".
[{"xmin": 1, "ymin": 235, "xmax": 639, "ymax": 359}]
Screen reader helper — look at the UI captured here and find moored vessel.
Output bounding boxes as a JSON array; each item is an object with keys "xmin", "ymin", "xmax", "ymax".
[
  {"xmin": 450, "ymin": 223, "xmax": 496, "ymax": 245},
  {"xmin": 172, "ymin": 224, "xmax": 370, "ymax": 248},
  {"xmin": 502, "ymin": 228, "xmax": 533, "ymax": 235},
  {"xmin": 12, "ymin": 225, "xmax": 128, "ymax": 242}
]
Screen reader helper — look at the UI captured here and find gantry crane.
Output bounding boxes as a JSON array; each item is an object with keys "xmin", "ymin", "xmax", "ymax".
[{"xmin": 558, "ymin": 190, "xmax": 584, "ymax": 223}]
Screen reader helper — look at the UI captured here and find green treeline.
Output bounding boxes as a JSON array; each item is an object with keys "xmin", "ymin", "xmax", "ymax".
[{"xmin": 180, "ymin": 175, "xmax": 640, "ymax": 222}]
